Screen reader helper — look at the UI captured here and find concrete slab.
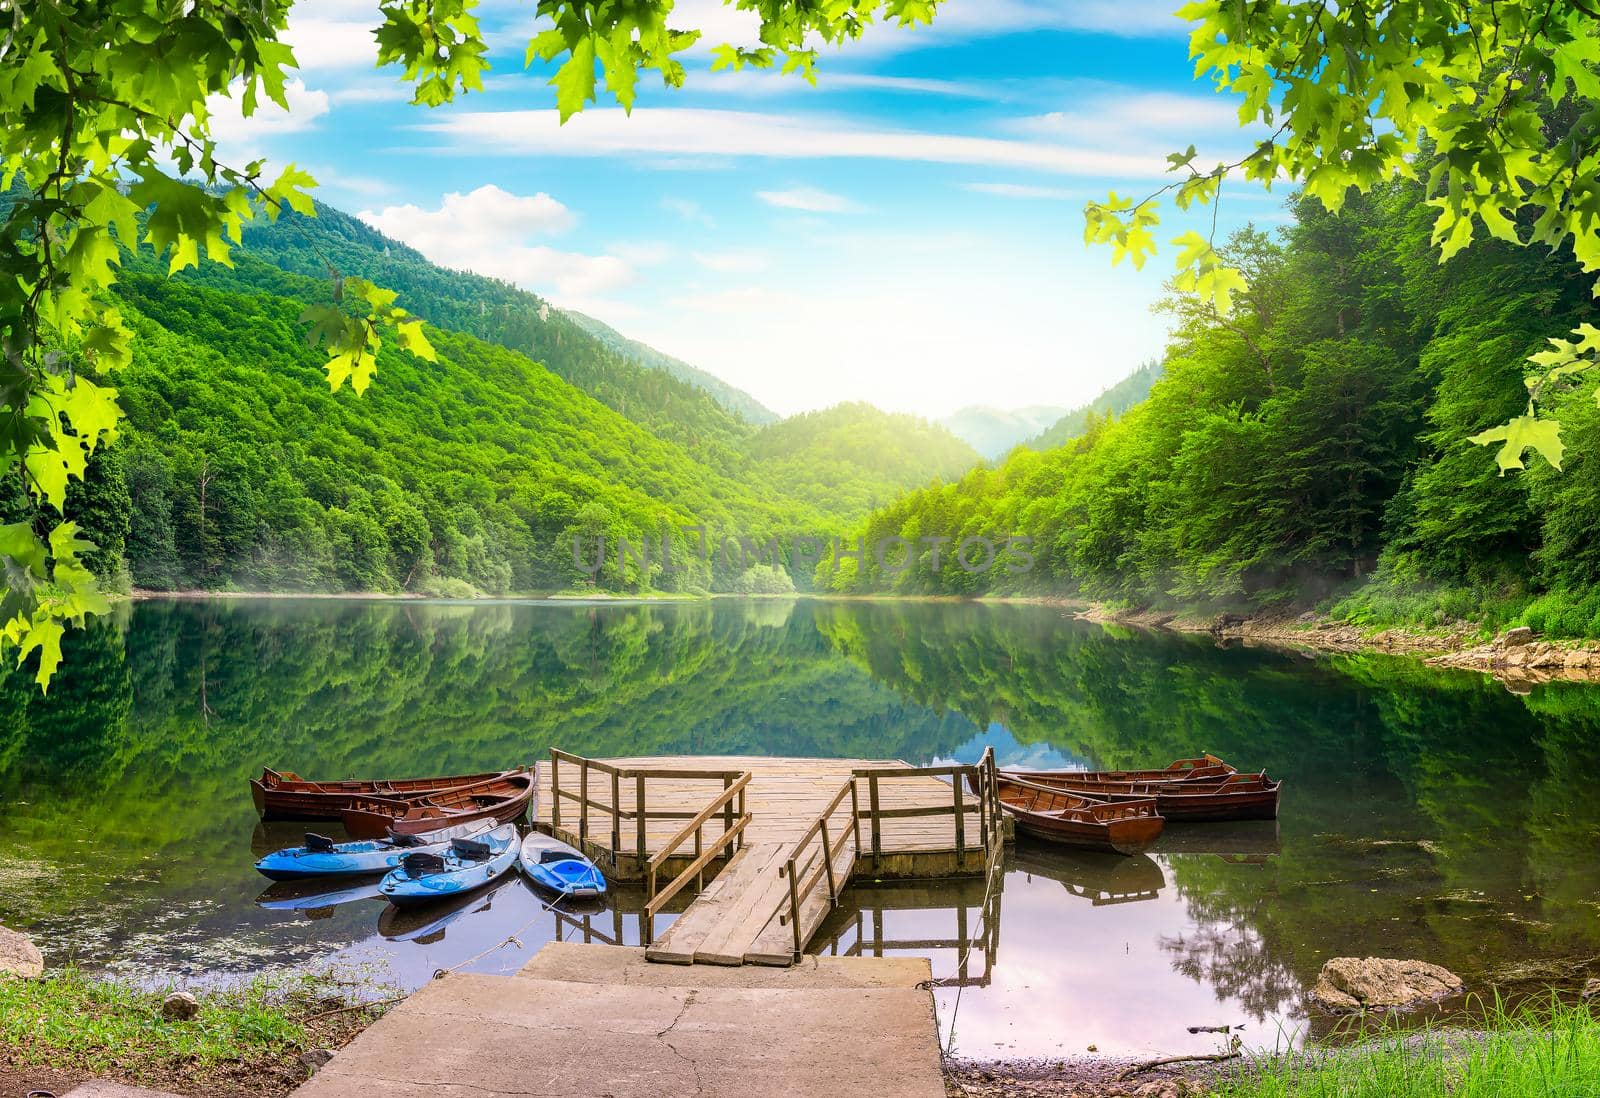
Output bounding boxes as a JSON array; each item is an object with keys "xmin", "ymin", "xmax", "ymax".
[
  {"xmin": 519, "ymin": 940, "xmax": 932, "ymax": 989},
  {"xmin": 294, "ymin": 946, "xmax": 944, "ymax": 1098},
  {"xmin": 62, "ymin": 1084, "xmax": 186, "ymax": 1098}
]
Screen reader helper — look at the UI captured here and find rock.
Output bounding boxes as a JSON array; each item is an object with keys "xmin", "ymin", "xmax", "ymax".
[
  {"xmin": 161, "ymin": 990, "xmax": 199, "ymax": 1021},
  {"xmin": 300, "ymin": 1048, "xmax": 335, "ymax": 1071},
  {"xmin": 1499, "ymin": 627, "xmax": 1535, "ymax": 648},
  {"xmin": 0, "ymin": 924, "xmax": 43, "ymax": 978},
  {"xmin": 1583, "ymin": 978, "xmax": 1600, "ymax": 1000},
  {"xmin": 1564, "ymin": 651, "xmax": 1593, "ymax": 670},
  {"xmin": 1310, "ymin": 957, "xmax": 1463, "ymax": 1013}
]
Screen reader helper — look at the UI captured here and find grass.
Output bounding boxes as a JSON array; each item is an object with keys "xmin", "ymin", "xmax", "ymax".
[
  {"xmin": 1214, "ymin": 1000, "xmax": 1600, "ymax": 1098},
  {"xmin": 0, "ymin": 967, "xmax": 392, "ymax": 1093}
]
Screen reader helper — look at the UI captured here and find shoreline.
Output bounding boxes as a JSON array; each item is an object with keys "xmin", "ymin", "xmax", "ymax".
[
  {"xmin": 125, "ymin": 588, "xmax": 1600, "ymax": 686},
  {"xmin": 1058, "ymin": 602, "xmax": 1600, "ymax": 687}
]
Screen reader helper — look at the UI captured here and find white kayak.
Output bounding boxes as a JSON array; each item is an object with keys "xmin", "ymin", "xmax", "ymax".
[{"xmin": 518, "ymin": 831, "xmax": 607, "ymax": 899}]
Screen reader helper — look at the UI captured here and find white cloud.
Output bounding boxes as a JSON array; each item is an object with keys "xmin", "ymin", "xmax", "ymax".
[
  {"xmin": 359, "ymin": 185, "xmax": 633, "ymax": 303},
  {"xmin": 661, "ymin": 196, "xmax": 716, "ymax": 227},
  {"xmin": 327, "ymin": 77, "xmax": 412, "ymax": 105},
  {"xmin": 609, "ymin": 241, "xmax": 674, "ymax": 267},
  {"xmin": 756, "ymin": 185, "xmax": 860, "ymax": 214},
  {"xmin": 421, "ymin": 108, "xmax": 1175, "ymax": 178},
  {"xmin": 964, "ymin": 182, "xmax": 1084, "ymax": 201},
  {"xmin": 693, "ymin": 251, "xmax": 769, "ymax": 274},
  {"xmin": 204, "ymin": 79, "xmax": 330, "ymax": 164},
  {"xmin": 695, "ymin": 69, "xmax": 994, "ymax": 99},
  {"xmin": 284, "ymin": 17, "xmax": 378, "ymax": 73},
  {"xmin": 1013, "ymin": 91, "xmax": 1245, "ymax": 145}
]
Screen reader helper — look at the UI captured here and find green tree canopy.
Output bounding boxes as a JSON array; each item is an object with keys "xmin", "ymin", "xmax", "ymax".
[{"xmin": 6, "ymin": 0, "xmax": 1600, "ymax": 686}]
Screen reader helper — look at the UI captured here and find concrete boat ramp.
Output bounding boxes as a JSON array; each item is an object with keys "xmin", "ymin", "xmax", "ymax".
[
  {"xmin": 292, "ymin": 750, "xmax": 1010, "ymax": 1098},
  {"xmin": 292, "ymin": 943, "xmax": 945, "ymax": 1098}
]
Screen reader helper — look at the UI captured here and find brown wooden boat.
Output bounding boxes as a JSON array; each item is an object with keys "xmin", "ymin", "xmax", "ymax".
[
  {"xmin": 339, "ymin": 768, "xmax": 536, "ymax": 839},
  {"xmin": 250, "ymin": 767, "xmax": 511, "ymax": 821},
  {"xmin": 992, "ymin": 775, "xmax": 1165, "ymax": 855},
  {"xmin": 1006, "ymin": 769, "xmax": 1281, "ymax": 822}
]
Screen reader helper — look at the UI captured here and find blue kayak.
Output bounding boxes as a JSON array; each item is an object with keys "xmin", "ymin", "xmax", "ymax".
[
  {"xmin": 519, "ymin": 831, "xmax": 607, "ymax": 899},
  {"xmin": 254, "ymin": 820, "xmax": 495, "ymax": 881},
  {"xmin": 378, "ymin": 823, "xmax": 520, "ymax": 908}
]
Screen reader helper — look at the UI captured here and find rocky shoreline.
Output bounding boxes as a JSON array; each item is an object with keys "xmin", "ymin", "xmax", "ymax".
[{"xmin": 1071, "ymin": 606, "xmax": 1600, "ymax": 687}]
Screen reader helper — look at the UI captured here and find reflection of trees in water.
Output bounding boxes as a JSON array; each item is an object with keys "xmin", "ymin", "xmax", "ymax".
[
  {"xmin": 1161, "ymin": 886, "xmax": 1303, "ymax": 1022},
  {"xmin": 7, "ymin": 597, "xmax": 1600, "ymax": 985}
]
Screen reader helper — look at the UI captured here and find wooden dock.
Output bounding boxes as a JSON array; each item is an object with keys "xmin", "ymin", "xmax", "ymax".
[{"xmin": 536, "ymin": 751, "xmax": 1007, "ymax": 968}]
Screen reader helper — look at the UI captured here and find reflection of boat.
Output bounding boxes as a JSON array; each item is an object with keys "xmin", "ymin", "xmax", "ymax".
[
  {"xmin": 254, "ymin": 820, "xmax": 496, "ymax": 880},
  {"xmin": 994, "ymin": 775, "xmax": 1164, "ymax": 854},
  {"xmin": 250, "ymin": 766, "xmax": 511, "ymax": 821},
  {"xmin": 1008, "ymin": 769, "xmax": 1281, "ymax": 822},
  {"xmin": 519, "ymin": 831, "xmax": 607, "ymax": 899},
  {"xmin": 378, "ymin": 823, "xmax": 521, "ymax": 907},
  {"xmin": 1011, "ymin": 844, "xmax": 1165, "ymax": 905},
  {"xmin": 341, "ymin": 768, "xmax": 536, "ymax": 839},
  {"xmin": 378, "ymin": 879, "xmax": 509, "ymax": 942},
  {"xmin": 256, "ymin": 877, "xmax": 387, "ymax": 912},
  {"xmin": 1146, "ymin": 819, "xmax": 1282, "ymax": 858}
]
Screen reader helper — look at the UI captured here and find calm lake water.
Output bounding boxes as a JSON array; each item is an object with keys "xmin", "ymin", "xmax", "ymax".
[{"xmin": 2, "ymin": 597, "xmax": 1598, "ymax": 1058}]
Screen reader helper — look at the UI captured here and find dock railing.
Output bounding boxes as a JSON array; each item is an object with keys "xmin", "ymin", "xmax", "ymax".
[
  {"xmin": 853, "ymin": 746, "xmax": 1003, "ymax": 871},
  {"xmin": 548, "ymin": 748, "xmax": 749, "ymax": 869},
  {"xmin": 776, "ymin": 746, "xmax": 1004, "ymax": 960},
  {"xmin": 642, "ymin": 771, "xmax": 753, "ymax": 942},
  {"xmin": 775, "ymin": 776, "xmax": 858, "ymax": 954}
]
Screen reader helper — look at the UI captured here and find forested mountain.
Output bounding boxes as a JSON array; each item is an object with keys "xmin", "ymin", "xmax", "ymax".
[
  {"xmin": 0, "ymin": 190, "xmax": 999, "ymax": 597},
  {"xmin": 826, "ymin": 168, "xmax": 1600, "ymax": 637},
  {"xmin": 92, "ymin": 263, "xmax": 831, "ymax": 595},
  {"xmin": 233, "ymin": 203, "xmax": 760, "ymax": 471},
  {"xmin": 1027, "ymin": 362, "xmax": 1163, "ymax": 450},
  {"xmin": 746, "ymin": 403, "xmax": 982, "ymax": 520},
  {"xmin": 564, "ymin": 310, "xmax": 777, "ymax": 425},
  {"xmin": 939, "ymin": 405, "xmax": 1066, "ymax": 459}
]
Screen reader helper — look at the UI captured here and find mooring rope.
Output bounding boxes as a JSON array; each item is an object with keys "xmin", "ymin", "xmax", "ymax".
[
  {"xmin": 431, "ymin": 890, "xmax": 572, "ymax": 981},
  {"xmin": 940, "ymin": 836, "xmax": 1005, "ymax": 1056}
]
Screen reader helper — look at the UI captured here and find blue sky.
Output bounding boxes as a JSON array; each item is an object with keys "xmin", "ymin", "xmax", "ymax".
[{"xmin": 214, "ymin": 0, "xmax": 1286, "ymax": 419}]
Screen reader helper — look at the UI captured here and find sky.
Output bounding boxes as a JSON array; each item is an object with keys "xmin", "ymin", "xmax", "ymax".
[{"xmin": 216, "ymin": 0, "xmax": 1288, "ymax": 419}]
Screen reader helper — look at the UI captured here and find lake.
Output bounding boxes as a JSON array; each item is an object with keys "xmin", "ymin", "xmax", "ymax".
[{"xmin": 2, "ymin": 597, "xmax": 1597, "ymax": 1059}]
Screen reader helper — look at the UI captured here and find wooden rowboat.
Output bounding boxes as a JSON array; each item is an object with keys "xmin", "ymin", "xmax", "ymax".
[
  {"xmin": 992, "ymin": 774, "xmax": 1164, "ymax": 855},
  {"xmin": 1039, "ymin": 754, "xmax": 1237, "ymax": 785},
  {"xmin": 340, "ymin": 767, "xmax": 536, "ymax": 839},
  {"xmin": 1005, "ymin": 769, "xmax": 1281, "ymax": 822},
  {"xmin": 250, "ymin": 767, "xmax": 510, "ymax": 821}
]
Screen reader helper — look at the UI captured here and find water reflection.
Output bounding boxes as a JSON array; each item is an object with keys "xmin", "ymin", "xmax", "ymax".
[{"xmin": 2, "ymin": 598, "xmax": 1599, "ymax": 1055}]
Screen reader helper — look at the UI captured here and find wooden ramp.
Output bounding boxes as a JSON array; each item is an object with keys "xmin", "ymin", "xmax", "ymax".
[{"xmin": 539, "ymin": 751, "xmax": 1006, "ymax": 967}]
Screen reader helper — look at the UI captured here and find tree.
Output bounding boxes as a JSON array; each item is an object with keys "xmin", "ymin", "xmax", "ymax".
[{"xmin": 7, "ymin": 0, "xmax": 1600, "ymax": 686}]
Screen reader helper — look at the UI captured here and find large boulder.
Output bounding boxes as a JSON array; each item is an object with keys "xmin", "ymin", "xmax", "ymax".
[
  {"xmin": 0, "ymin": 924, "xmax": 43, "ymax": 978},
  {"xmin": 1311, "ymin": 957, "xmax": 1463, "ymax": 1013}
]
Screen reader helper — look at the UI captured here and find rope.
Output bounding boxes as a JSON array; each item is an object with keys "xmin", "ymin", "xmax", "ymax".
[
  {"xmin": 431, "ymin": 890, "xmax": 572, "ymax": 981},
  {"xmin": 940, "ymin": 822, "xmax": 1005, "ymax": 1057}
]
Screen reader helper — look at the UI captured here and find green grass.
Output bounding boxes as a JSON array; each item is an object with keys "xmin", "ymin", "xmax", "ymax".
[
  {"xmin": 0, "ymin": 967, "xmax": 390, "ymax": 1086},
  {"xmin": 1216, "ymin": 1001, "xmax": 1600, "ymax": 1098}
]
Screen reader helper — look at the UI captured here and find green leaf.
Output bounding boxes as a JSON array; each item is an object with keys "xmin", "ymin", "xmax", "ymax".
[
  {"xmin": 1471, "ymin": 414, "xmax": 1566, "ymax": 474},
  {"xmin": 16, "ymin": 616, "xmax": 64, "ymax": 691},
  {"xmin": 551, "ymin": 35, "xmax": 598, "ymax": 123}
]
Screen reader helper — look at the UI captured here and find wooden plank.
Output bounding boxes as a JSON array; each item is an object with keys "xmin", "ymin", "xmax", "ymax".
[
  {"xmin": 692, "ymin": 846, "xmax": 794, "ymax": 965},
  {"xmin": 745, "ymin": 846, "xmax": 858, "ymax": 966},
  {"xmin": 644, "ymin": 842, "xmax": 785, "ymax": 965}
]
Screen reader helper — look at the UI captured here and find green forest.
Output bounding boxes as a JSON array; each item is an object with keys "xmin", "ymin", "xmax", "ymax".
[
  {"xmin": 825, "ymin": 159, "xmax": 1600, "ymax": 638},
  {"xmin": 11, "ymin": 153, "xmax": 1600, "ymax": 631},
  {"xmin": 0, "ymin": 197, "xmax": 978, "ymax": 598}
]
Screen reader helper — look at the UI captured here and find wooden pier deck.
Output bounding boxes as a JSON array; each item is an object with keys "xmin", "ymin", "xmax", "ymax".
[{"xmin": 536, "ymin": 751, "xmax": 1007, "ymax": 968}]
